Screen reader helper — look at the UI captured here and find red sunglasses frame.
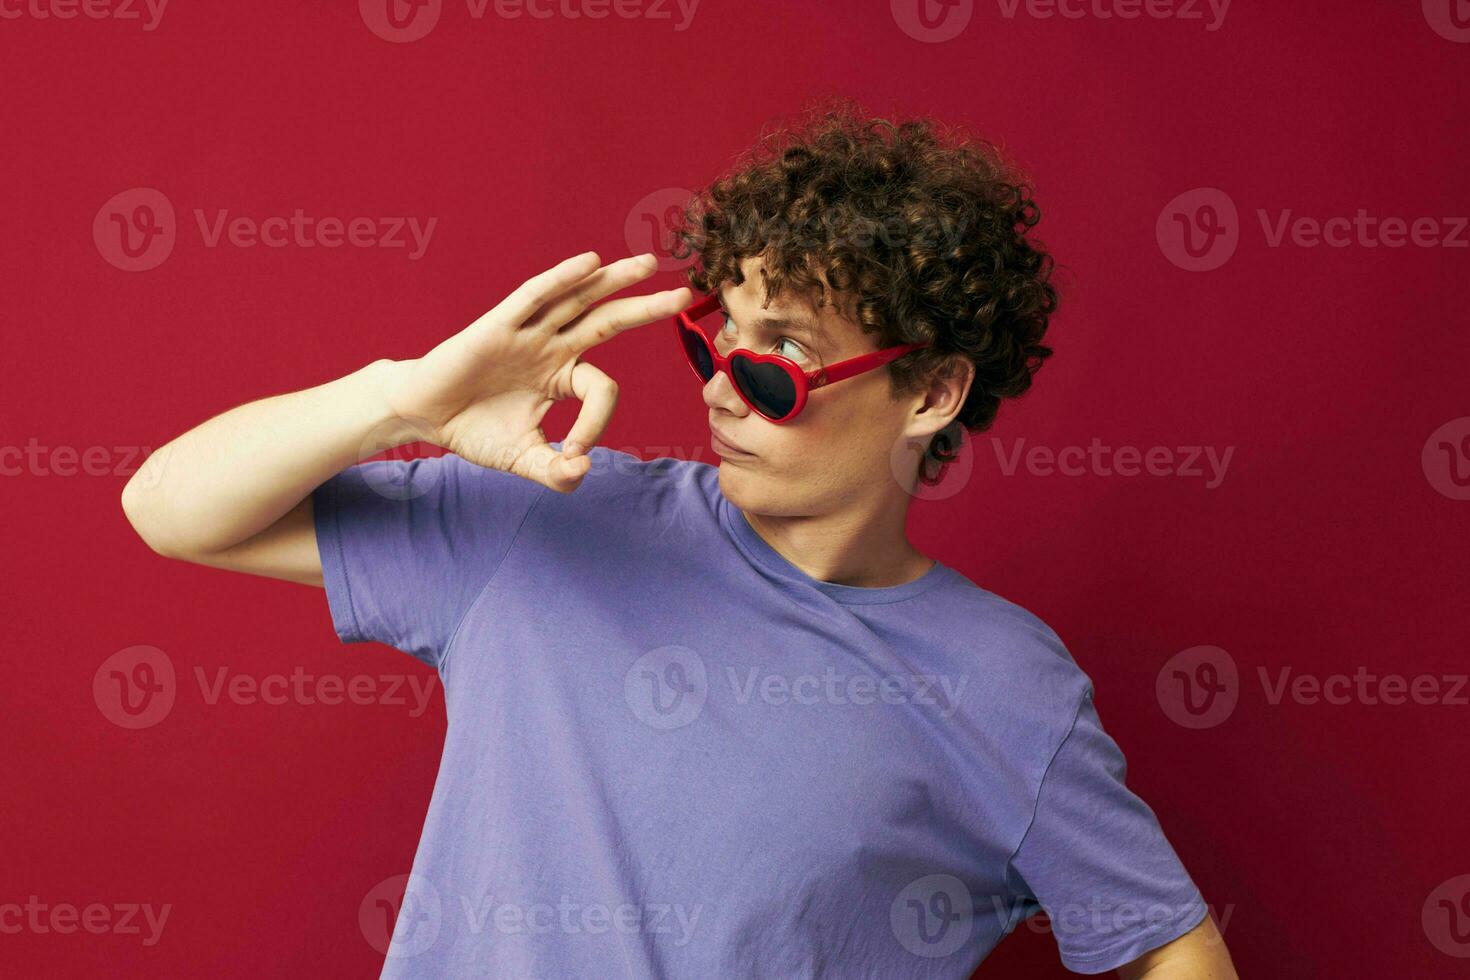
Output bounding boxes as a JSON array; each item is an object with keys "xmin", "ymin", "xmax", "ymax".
[{"xmin": 672, "ymin": 292, "xmax": 931, "ymax": 423}]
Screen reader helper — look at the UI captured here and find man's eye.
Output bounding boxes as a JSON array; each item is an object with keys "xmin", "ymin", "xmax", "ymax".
[
  {"xmin": 720, "ymin": 313, "xmax": 808, "ymax": 362},
  {"xmin": 776, "ymin": 337, "xmax": 806, "ymax": 361}
]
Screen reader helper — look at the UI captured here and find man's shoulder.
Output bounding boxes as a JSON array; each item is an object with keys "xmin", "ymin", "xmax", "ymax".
[
  {"xmin": 943, "ymin": 576, "xmax": 1078, "ymax": 666},
  {"xmin": 933, "ymin": 576, "xmax": 1096, "ymax": 719}
]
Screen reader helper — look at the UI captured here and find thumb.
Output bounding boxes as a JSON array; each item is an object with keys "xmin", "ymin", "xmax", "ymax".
[{"xmin": 523, "ymin": 359, "xmax": 619, "ymax": 493}]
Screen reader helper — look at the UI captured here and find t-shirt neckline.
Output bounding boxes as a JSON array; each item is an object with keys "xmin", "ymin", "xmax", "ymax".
[{"xmin": 717, "ymin": 494, "xmax": 951, "ymax": 605}]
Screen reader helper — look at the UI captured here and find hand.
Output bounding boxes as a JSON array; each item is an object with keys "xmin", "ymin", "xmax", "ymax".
[{"xmin": 381, "ymin": 251, "xmax": 692, "ymax": 492}]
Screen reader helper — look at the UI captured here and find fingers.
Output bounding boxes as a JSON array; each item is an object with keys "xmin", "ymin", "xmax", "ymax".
[
  {"xmin": 521, "ymin": 360, "xmax": 619, "ymax": 492},
  {"xmin": 559, "ymin": 360, "xmax": 619, "ymax": 459},
  {"xmin": 553, "ymin": 285, "xmax": 693, "ymax": 358},
  {"xmin": 486, "ymin": 251, "xmax": 602, "ymax": 331},
  {"xmin": 522, "ymin": 253, "xmax": 662, "ymax": 335}
]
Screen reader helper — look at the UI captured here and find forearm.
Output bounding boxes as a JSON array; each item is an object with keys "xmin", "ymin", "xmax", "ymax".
[
  {"xmin": 1128, "ymin": 951, "xmax": 1237, "ymax": 980},
  {"xmin": 121, "ymin": 357, "xmax": 413, "ymax": 557},
  {"xmin": 1116, "ymin": 917, "xmax": 1237, "ymax": 980}
]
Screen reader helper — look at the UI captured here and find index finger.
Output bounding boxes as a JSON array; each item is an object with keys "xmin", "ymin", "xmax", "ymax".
[
  {"xmin": 553, "ymin": 286, "xmax": 693, "ymax": 357},
  {"xmin": 482, "ymin": 250, "xmax": 603, "ymax": 332}
]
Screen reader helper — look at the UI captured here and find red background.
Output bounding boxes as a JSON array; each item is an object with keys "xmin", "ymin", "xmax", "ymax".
[{"xmin": 3, "ymin": 0, "xmax": 1468, "ymax": 975}]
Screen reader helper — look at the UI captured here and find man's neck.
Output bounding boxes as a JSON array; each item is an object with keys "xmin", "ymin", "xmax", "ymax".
[{"xmin": 741, "ymin": 495, "xmax": 933, "ymax": 589}]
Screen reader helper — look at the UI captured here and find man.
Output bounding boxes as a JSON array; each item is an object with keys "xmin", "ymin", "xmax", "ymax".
[{"xmin": 122, "ymin": 106, "xmax": 1237, "ymax": 977}]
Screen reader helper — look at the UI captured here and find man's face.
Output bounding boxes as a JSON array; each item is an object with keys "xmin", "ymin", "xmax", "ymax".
[{"xmin": 703, "ymin": 256, "xmax": 919, "ymax": 516}]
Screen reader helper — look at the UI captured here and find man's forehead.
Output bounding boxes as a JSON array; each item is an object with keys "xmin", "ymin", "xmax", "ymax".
[
  {"xmin": 719, "ymin": 255, "xmax": 878, "ymax": 353},
  {"xmin": 716, "ymin": 279, "xmax": 851, "ymax": 339},
  {"xmin": 726, "ymin": 256, "xmax": 833, "ymax": 315}
]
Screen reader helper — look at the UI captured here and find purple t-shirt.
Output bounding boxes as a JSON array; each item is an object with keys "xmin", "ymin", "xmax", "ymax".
[{"xmin": 312, "ymin": 444, "xmax": 1207, "ymax": 977}]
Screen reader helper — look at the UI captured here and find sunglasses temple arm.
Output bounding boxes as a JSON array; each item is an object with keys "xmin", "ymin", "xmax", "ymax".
[{"xmin": 811, "ymin": 343, "xmax": 929, "ymax": 387}]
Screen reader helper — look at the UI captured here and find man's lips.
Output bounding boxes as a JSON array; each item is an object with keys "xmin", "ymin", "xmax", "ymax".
[{"xmin": 709, "ymin": 424, "xmax": 755, "ymax": 456}]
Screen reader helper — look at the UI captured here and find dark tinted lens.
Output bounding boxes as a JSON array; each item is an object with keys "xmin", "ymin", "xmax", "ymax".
[
  {"xmin": 679, "ymin": 324, "xmax": 714, "ymax": 380},
  {"xmin": 731, "ymin": 355, "xmax": 798, "ymax": 420}
]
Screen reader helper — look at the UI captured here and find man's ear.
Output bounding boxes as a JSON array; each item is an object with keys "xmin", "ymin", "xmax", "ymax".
[{"xmin": 910, "ymin": 355, "xmax": 975, "ymax": 436}]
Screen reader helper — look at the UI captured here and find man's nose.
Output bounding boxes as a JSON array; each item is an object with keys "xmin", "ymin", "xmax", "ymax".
[{"xmin": 702, "ymin": 368, "xmax": 749, "ymax": 417}]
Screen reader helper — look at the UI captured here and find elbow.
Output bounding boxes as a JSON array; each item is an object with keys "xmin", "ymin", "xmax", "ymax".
[{"xmin": 120, "ymin": 477, "xmax": 186, "ymax": 559}]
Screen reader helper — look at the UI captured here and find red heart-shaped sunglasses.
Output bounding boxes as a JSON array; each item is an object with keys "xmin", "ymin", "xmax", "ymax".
[{"xmin": 672, "ymin": 292, "xmax": 931, "ymax": 423}]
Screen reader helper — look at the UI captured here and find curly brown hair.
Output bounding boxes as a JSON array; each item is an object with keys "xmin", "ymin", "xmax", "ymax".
[{"xmin": 671, "ymin": 98, "xmax": 1059, "ymax": 485}]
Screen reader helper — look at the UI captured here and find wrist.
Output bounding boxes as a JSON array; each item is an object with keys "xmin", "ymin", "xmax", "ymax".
[{"xmin": 356, "ymin": 357, "xmax": 426, "ymax": 449}]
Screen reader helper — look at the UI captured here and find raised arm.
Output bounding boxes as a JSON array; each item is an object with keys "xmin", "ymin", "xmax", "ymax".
[
  {"xmin": 118, "ymin": 357, "xmax": 409, "ymax": 586},
  {"xmin": 119, "ymin": 250, "xmax": 691, "ymax": 586}
]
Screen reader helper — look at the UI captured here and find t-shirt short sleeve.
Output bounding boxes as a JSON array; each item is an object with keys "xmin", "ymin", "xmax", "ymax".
[
  {"xmin": 310, "ymin": 451, "xmax": 546, "ymax": 670},
  {"xmin": 1008, "ymin": 691, "xmax": 1209, "ymax": 973}
]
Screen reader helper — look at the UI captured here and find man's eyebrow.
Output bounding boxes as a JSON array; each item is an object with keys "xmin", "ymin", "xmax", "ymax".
[{"xmin": 715, "ymin": 286, "xmax": 820, "ymax": 339}]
